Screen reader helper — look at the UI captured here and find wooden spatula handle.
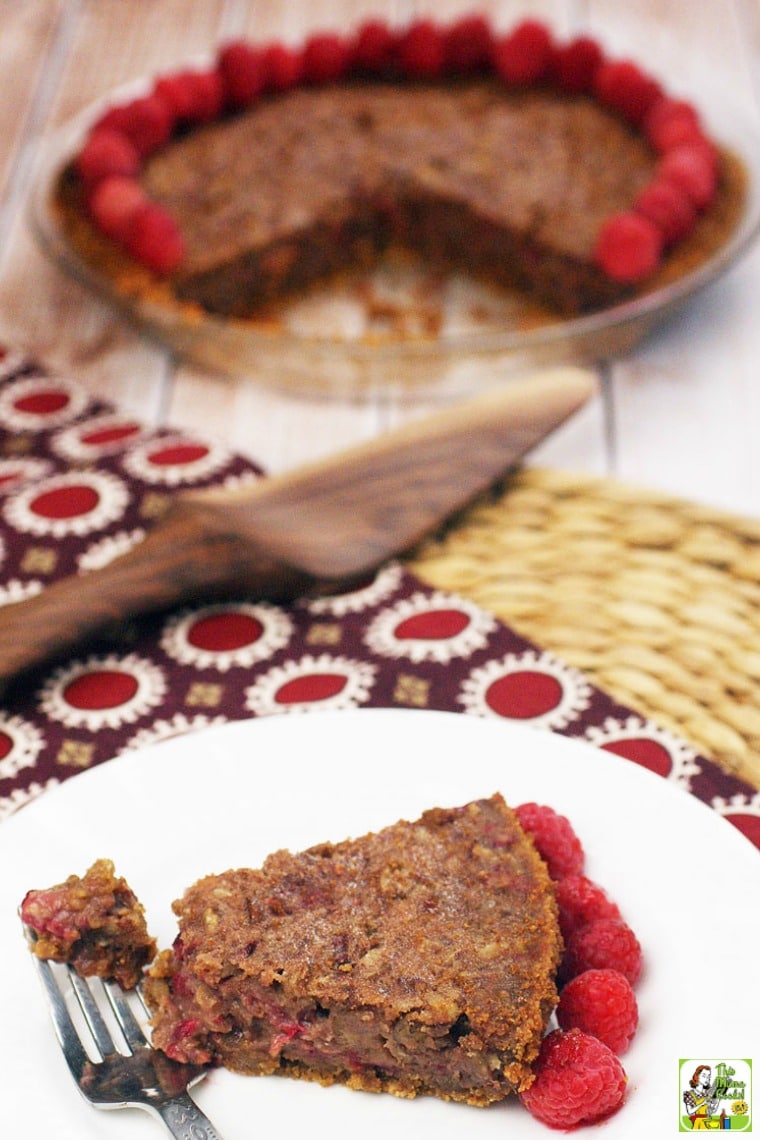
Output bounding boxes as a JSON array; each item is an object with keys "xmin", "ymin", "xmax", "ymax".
[
  {"xmin": 0, "ymin": 367, "xmax": 595, "ymax": 683},
  {"xmin": 0, "ymin": 504, "xmax": 311, "ymax": 682}
]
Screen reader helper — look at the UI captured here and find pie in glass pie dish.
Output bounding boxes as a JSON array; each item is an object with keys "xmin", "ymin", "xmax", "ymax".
[{"xmin": 32, "ymin": 14, "xmax": 759, "ymax": 397}]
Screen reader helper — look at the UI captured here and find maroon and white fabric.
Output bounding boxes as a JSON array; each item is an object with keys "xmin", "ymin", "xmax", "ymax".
[{"xmin": 1, "ymin": 344, "xmax": 758, "ymax": 848}]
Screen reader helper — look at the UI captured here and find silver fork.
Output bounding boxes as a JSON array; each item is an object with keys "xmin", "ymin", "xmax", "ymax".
[{"xmin": 22, "ymin": 923, "xmax": 225, "ymax": 1138}]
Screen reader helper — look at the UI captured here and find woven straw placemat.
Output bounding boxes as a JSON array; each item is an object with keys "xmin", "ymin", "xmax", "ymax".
[{"xmin": 408, "ymin": 467, "xmax": 760, "ymax": 791}]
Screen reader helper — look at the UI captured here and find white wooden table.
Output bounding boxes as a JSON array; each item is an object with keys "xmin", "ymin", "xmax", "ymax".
[{"xmin": 1, "ymin": 0, "xmax": 759, "ymax": 517}]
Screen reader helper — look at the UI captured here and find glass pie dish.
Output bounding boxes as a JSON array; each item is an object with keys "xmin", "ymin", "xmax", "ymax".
[{"xmin": 29, "ymin": 48, "xmax": 760, "ymax": 403}]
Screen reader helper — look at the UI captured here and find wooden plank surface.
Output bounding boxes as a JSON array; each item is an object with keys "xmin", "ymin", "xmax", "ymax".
[
  {"xmin": 0, "ymin": 1, "xmax": 62, "ymax": 202},
  {"xmin": 587, "ymin": 0, "xmax": 760, "ymax": 515},
  {"xmin": 0, "ymin": 0, "xmax": 757, "ymax": 516},
  {"xmin": 0, "ymin": 0, "xmax": 230, "ymax": 420}
]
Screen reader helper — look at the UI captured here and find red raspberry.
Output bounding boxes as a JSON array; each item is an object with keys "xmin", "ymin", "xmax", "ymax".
[
  {"xmin": 105, "ymin": 94, "xmax": 175, "ymax": 157},
  {"xmin": 552, "ymin": 34, "xmax": 604, "ymax": 92},
  {"xmin": 125, "ymin": 202, "xmax": 185, "ymax": 274},
  {"xmin": 634, "ymin": 178, "xmax": 697, "ymax": 245},
  {"xmin": 262, "ymin": 43, "xmax": 303, "ymax": 92},
  {"xmin": 75, "ymin": 129, "xmax": 140, "ymax": 187},
  {"xmin": 166, "ymin": 1017, "xmax": 210, "ymax": 1064},
  {"xmin": 444, "ymin": 14, "xmax": 494, "ymax": 74},
  {"xmin": 168, "ymin": 968, "xmax": 193, "ymax": 999},
  {"xmin": 93, "ymin": 103, "xmax": 131, "ymax": 135},
  {"xmin": 644, "ymin": 95, "xmax": 701, "ymax": 150},
  {"xmin": 494, "ymin": 19, "xmax": 555, "ymax": 85},
  {"xmin": 651, "ymin": 114, "xmax": 711, "ymax": 154},
  {"xmin": 562, "ymin": 917, "xmax": 643, "ymax": 986},
  {"xmin": 659, "ymin": 144, "xmax": 717, "ymax": 209},
  {"xmin": 557, "ymin": 968, "xmax": 639, "ymax": 1054},
  {"xmin": 181, "ymin": 69, "xmax": 225, "ymax": 123},
  {"xmin": 87, "ymin": 175, "xmax": 147, "ymax": 241},
  {"xmin": 218, "ymin": 40, "xmax": 265, "ymax": 107},
  {"xmin": 593, "ymin": 59, "xmax": 662, "ymax": 124},
  {"xmin": 398, "ymin": 19, "xmax": 445, "ymax": 79},
  {"xmin": 154, "ymin": 72, "xmax": 200, "ymax": 121},
  {"xmin": 594, "ymin": 210, "xmax": 662, "ymax": 281},
  {"xmin": 20, "ymin": 886, "xmax": 80, "ymax": 942},
  {"xmin": 520, "ymin": 1029, "xmax": 627, "ymax": 1128},
  {"xmin": 352, "ymin": 19, "xmax": 398, "ymax": 74},
  {"xmin": 302, "ymin": 32, "xmax": 350, "ymax": 84},
  {"xmin": 555, "ymin": 874, "xmax": 622, "ymax": 940},
  {"xmin": 514, "ymin": 802, "xmax": 584, "ymax": 880}
]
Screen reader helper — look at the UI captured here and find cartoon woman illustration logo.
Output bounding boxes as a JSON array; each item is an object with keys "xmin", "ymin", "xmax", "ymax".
[
  {"xmin": 683, "ymin": 1066, "xmax": 721, "ymax": 1130},
  {"xmin": 680, "ymin": 1060, "xmax": 751, "ymax": 1131}
]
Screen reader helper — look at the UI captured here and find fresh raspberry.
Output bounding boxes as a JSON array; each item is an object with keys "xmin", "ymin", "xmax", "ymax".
[
  {"xmin": 75, "ymin": 129, "xmax": 140, "ymax": 187},
  {"xmin": 93, "ymin": 103, "xmax": 133, "ymax": 136},
  {"xmin": 593, "ymin": 59, "xmax": 662, "ymax": 124},
  {"xmin": 634, "ymin": 178, "xmax": 697, "ymax": 244},
  {"xmin": 659, "ymin": 144, "xmax": 717, "ymax": 209},
  {"xmin": 125, "ymin": 202, "xmax": 185, "ymax": 274},
  {"xmin": 552, "ymin": 34, "xmax": 604, "ymax": 92},
  {"xmin": 443, "ymin": 14, "xmax": 494, "ymax": 74},
  {"xmin": 562, "ymin": 917, "xmax": 643, "ymax": 986},
  {"xmin": 555, "ymin": 874, "xmax": 622, "ymax": 941},
  {"xmin": 650, "ymin": 114, "xmax": 711, "ymax": 154},
  {"xmin": 514, "ymin": 802, "xmax": 584, "ymax": 879},
  {"xmin": 594, "ymin": 210, "xmax": 662, "ymax": 281},
  {"xmin": 351, "ymin": 19, "xmax": 398, "ymax": 75},
  {"xmin": 493, "ymin": 19, "xmax": 555, "ymax": 85},
  {"xmin": 398, "ymin": 19, "xmax": 445, "ymax": 79},
  {"xmin": 557, "ymin": 969, "xmax": 639, "ymax": 1054},
  {"xmin": 262, "ymin": 43, "xmax": 303, "ymax": 92},
  {"xmin": 183, "ymin": 69, "xmax": 225, "ymax": 122},
  {"xmin": 644, "ymin": 96, "xmax": 701, "ymax": 150},
  {"xmin": 87, "ymin": 175, "xmax": 147, "ymax": 241},
  {"xmin": 218, "ymin": 40, "xmax": 266, "ymax": 107},
  {"xmin": 520, "ymin": 1029, "xmax": 627, "ymax": 1128},
  {"xmin": 154, "ymin": 72, "xmax": 200, "ymax": 121},
  {"xmin": 104, "ymin": 94, "xmax": 175, "ymax": 157},
  {"xmin": 95, "ymin": 97, "xmax": 155, "ymax": 154},
  {"xmin": 302, "ymin": 32, "xmax": 350, "ymax": 84}
]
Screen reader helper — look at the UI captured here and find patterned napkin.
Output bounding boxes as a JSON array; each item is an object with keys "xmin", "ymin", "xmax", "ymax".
[{"xmin": 1, "ymin": 343, "xmax": 758, "ymax": 850}]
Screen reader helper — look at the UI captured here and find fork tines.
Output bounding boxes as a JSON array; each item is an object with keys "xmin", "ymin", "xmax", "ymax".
[
  {"xmin": 35, "ymin": 951, "xmax": 151, "ymax": 1077},
  {"xmin": 22, "ymin": 920, "xmax": 225, "ymax": 1137}
]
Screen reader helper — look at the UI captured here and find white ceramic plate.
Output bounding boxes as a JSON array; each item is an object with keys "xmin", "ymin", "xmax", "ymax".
[{"xmin": 0, "ymin": 709, "xmax": 757, "ymax": 1138}]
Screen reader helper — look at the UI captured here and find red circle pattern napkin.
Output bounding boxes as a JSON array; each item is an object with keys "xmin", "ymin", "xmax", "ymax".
[{"xmin": 0, "ymin": 344, "xmax": 758, "ymax": 850}]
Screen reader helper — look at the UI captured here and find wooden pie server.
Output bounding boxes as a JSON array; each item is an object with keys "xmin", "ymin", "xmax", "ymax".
[{"xmin": 0, "ymin": 366, "xmax": 595, "ymax": 682}]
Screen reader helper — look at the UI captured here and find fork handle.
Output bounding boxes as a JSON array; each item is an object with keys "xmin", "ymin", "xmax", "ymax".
[{"xmin": 152, "ymin": 1092, "xmax": 226, "ymax": 1139}]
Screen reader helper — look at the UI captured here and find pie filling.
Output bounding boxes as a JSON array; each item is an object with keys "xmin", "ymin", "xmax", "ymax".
[{"xmin": 146, "ymin": 962, "xmax": 552, "ymax": 1102}]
